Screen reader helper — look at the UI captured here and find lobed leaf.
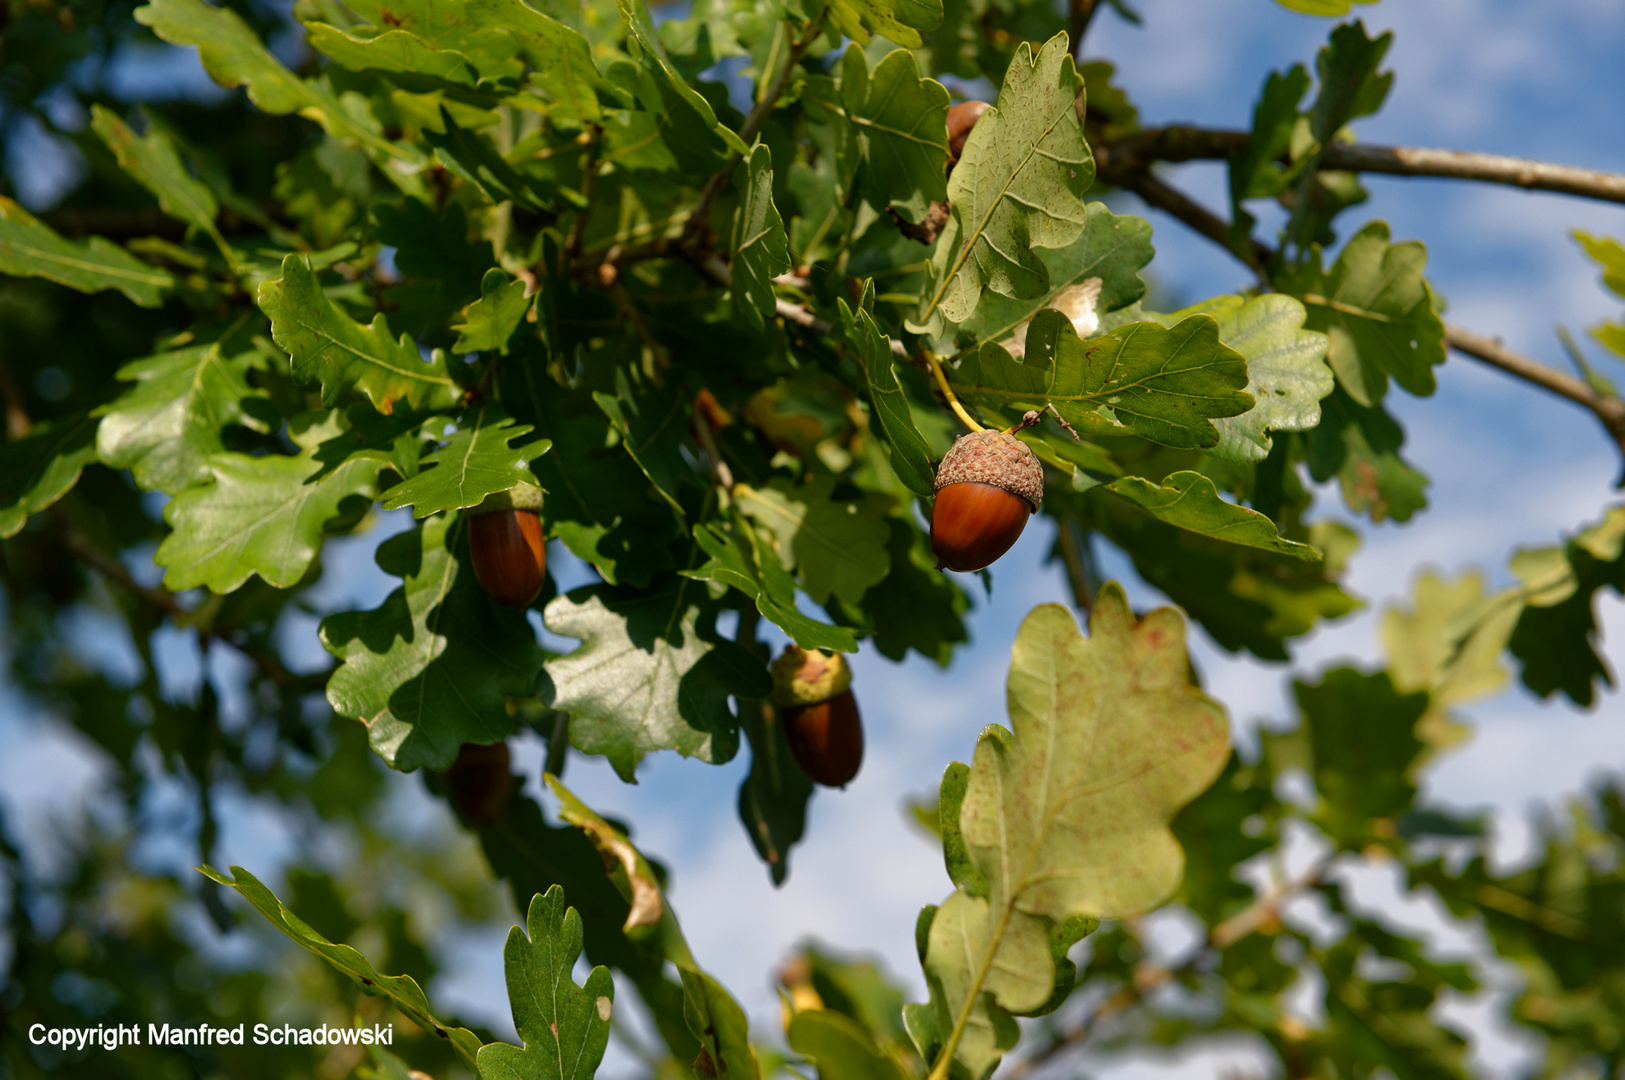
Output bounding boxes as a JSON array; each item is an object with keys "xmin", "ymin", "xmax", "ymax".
[
  {"xmin": 614, "ymin": 0, "xmax": 747, "ymax": 154},
  {"xmin": 1105, "ymin": 471, "xmax": 1321, "ymax": 561},
  {"xmin": 734, "ymin": 476, "xmax": 890, "ymax": 607},
  {"xmin": 837, "ymin": 45, "xmax": 949, "ymax": 224},
  {"xmin": 840, "ymin": 292, "xmax": 936, "ymax": 498},
  {"xmin": 918, "ymin": 33, "xmax": 1094, "ymax": 327},
  {"xmin": 454, "ymin": 269, "xmax": 532, "ymax": 355},
  {"xmin": 321, "ymin": 513, "xmax": 544, "ymax": 770},
  {"xmin": 260, "ymin": 253, "xmax": 462, "ymax": 415},
  {"xmin": 381, "ymin": 405, "xmax": 550, "ymax": 518},
  {"xmin": 729, "ymin": 144, "xmax": 791, "ymax": 332},
  {"xmin": 0, "ymin": 416, "xmax": 100, "ymax": 539},
  {"xmin": 826, "ymin": 0, "xmax": 943, "ymax": 49},
  {"xmin": 686, "ymin": 517, "xmax": 859, "ymax": 653},
  {"xmin": 477, "ymin": 886, "xmax": 615, "ymax": 1080},
  {"xmin": 787, "ymin": 1010, "xmax": 909, "ymax": 1080},
  {"xmin": 541, "ymin": 581, "xmax": 769, "ymax": 780},
  {"xmin": 89, "ymin": 105, "xmax": 233, "ymax": 265},
  {"xmin": 0, "ymin": 196, "xmax": 173, "ymax": 307}
]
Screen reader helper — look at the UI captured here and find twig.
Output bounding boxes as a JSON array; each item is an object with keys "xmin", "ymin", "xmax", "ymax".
[
  {"xmin": 1116, "ymin": 171, "xmax": 1625, "ymax": 458},
  {"xmin": 1054, "ymin": 519, "xmax": 1099, "ymax": 617},
  {"xmin": 1067, "ymin": 0, "xmax": 1102, "ymax": 57},
  {"xmin": 1095, "ymin": 125, "xmax": 1625, "ymax": 206},
  {"xmin": 560, "ymin": 124, "xmax": 604, "ymax": 273}
]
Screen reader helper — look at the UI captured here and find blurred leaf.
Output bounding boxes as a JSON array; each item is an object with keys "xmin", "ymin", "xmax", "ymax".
[
  {"xmin": 259, "ymin": 253, "xmax": 461, "ymax": 414},
  {"xmin": 924, "ymin": 588, "xmax": 1229, "ymax": 1075},
  {"xmin": 198, "ymin": 864, "xmax": 483, "ymax": 1070},
  {"xmin": 1296, "ymin": 668, "xmax": 1428, "ymax": 849},
  {"xmin": 828, "ymin": 518, "xmax": 969, "ymax": 665},
  {"xmin": 381, "ymin": 405, "xmax": 550, "ymax": 517},
  {"xmin": 1173, "ymin": 755, "xmax": 1274, "ymax": 926},
  {"xmin": 321, "ymin": 513, "xmax": 543, "ymax": 770},
  {"xmin": 953, "ymin": 311, "xmax": 1252, "ymax": 449},
  {"xmin": 918, "ymin": 34, "xmax": 1093, "ymax": 327},
  {"xmin": 155, "ymin": 411, "xmax": 385, "ymax": 592},
  {"xmin": 729, "ymin": 144, "xmax": 791, "ymax": 333},
  {"xmin": 738, "ymin": 697, "xmax": 812, "ymax": 886},
  {"xmin": 735, "ymin": 476, "xmax": 890, "ymax": 606},
  {"xmin": 94, "ymin": 343, "xmax": 271, "ymax": 495},
  {"xmin": 541, "ymin": 581, "xmax": 769, "ymax": 780},
  {"xmin": 89, "ymin": 105, "xmax": 233, "ymax": 265},
  {"xmin": 0, "ymin": 415, "xmax": 100, "ymax": 539},
  {"xmin": 827, "ymin": 0, "xmax": 942, "ymax": 48},
  {"xmin": 424, "ymin": 107, "xmax": 563, "ymax": 212},
  {"xmin": 788, "ymin": 1010, "xmax": 909, "ymax": 1080},
  {"xmin": 1306, "ymin": 385, "xmax": 1429, "ymax": 522},
  {"xmin": 0, "ymin": 197, "xmax": 173, "ymax": 307},
  {"xmin": 1508, "ymin": 506, "xmax": 1625, "ymax": 707},
  {"xmin": 478, "ymin": 886, "xmax": 615, "ymax": 1080},
  {"xmin": 614, "ymin": 0, "xmax": 748, "ymax": 154}
]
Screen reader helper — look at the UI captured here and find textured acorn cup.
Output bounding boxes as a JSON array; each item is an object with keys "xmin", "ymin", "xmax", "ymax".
[
  {"xmin": 443, "ymin": 740, "xmax": 514, "ymax": 826},
  {"xmin": 946, "ymin": 100, "xmax": 990, "ymax": 163},
  {"xmin": 930, "ymin": 429, "xmax": 1043, "ymax": 573},
  {"xmin": 771, "ymin": 646, "xmax": 863, "ymax": 788},
  {"xmin": 468, "ymin": 483, "xmax": 546, "ymax": 609}
]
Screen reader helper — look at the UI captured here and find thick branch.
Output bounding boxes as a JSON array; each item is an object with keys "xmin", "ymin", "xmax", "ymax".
[
  {"xmin": 1098, "ymin": 125, "xmax": 1625, "ymax": 205},
  {"xmin": 1118, "ymin": 171, "xmax": 1625, "ymax": 458}
]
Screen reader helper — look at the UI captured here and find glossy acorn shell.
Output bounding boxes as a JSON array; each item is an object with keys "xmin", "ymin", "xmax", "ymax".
[
  {"xmin": 469, "ymin": 508, "xmax": 546, "ymax": 609},
  {"xmin": 444, "ymin": 741, "xmax": 513, "ymax": 826},
  {"xmin": 782, "ymin": 690, "xmax": 863, "ymax": 788},
  {"xmin": 931, "ymin": 481, "xmax": 1032, "ymax": 572},
  {"xmin": 946, "ymin": 100, "xmax": 990, "ymax": 163}
]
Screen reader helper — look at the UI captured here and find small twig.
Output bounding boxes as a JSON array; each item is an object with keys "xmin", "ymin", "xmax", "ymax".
[
  {"xmin": 1055, "ymin": 519, "xmax": 1099, "ymax": 617},
  {"xmin": 695, "ymin": 253, "xmax": 912, "ymax": 360},
  {"xmin": 1066, "ymin": 0, "xmax": 1101, "ymax": 57},
  {"xmin": 691, "ymin": 396, "xmax": 736, "ymax": 492},
  {"xmin": 560, "ymin": 124, "xmax": 604, "ymax": 274},
  {"xmin": 1008, "ymin": 403, "xmax": 1079, "ymax": 441}
]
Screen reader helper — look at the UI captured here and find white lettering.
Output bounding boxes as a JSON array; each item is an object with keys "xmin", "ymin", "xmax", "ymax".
[{"xmin": 29, "ymin": 1024, "xmax": 45, "ymax": 1045}]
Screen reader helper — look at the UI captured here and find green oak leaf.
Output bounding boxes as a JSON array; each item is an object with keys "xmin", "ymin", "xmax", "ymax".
[
  {"xmin": 787, "ymin": 1010, "xmax": 909, "ymax": 1080},
  {"xmin": 1105, "ymin": 471, "xmax": 1320, "ymax": 561},
  {"xmin": 738, "ymin": 695, "xmax": 813, "ymax": 886},
  {"xmin": 686, "ymin": 516, "xmax": 859, "ymax": 653},
  {"xmin": 1276, "ymin": 0, "xmax": 1377, "ymax": 13},
  {"xmin": 540, "ymin": 581, "xmax": 769, "ymax": 781},
  {"xmin": 155, "ymin": 410, "xmax": 384, "ymax": 592},
  {"xmin": 960, "ymin": 202, "xmax": 1153, "ymax": 349},
  {"xmin": 837, "ymin": 44, "xmax": 949, "ymax": 224},
  {"xmin": 1508, "ymin": 505, "xmax": 1625, "ymax": 708},
  {"xmin": 0, "ymin": 196, "xmax": 173, "ymax": 307},
  {"xmin": 729, "ymin": 144, "xmax": 791, "ymax": 332},
  {"xmin": 380, "ymin": 405, "xmax": 550, "ymax": 518},
  {"xmin": 841, "ymin": 291, "xmax": 936, "ymax": 498},
  {"xmin": 1306, "ymin": 386, "xmax": 1429, "ymax": 523},
  {"xmin": 1282, "ymin": 220, "xmax": 1445, "ymax": 406},
  {"xmin": 94, "ymin": 343, "xmax": 271, "ymax": 495},
  {"xmin": 592, "ymin": 383, "xmax": 693, "ymax": 519},
  {"xmin": 1143, "ymin": 294, "xmax": 1332, "ymax": 463},
  {"xmin": 827, "ymin": 518, "xmax": 970, "ymax": 666},
  {"xmin": 1173, "ymin": 755, "xmax": 1275, "ymax": 927},
  {"xmin": 464, "ymin": 0, "xmax": 607, "ymax": 126},
  {"xmin": 477, "ymin": 886, "xmax": 614, "ymax": 1080},
  {"xmin": 305, "ymin": 23, "xmax": 489, "ymax": 92},
  {"xmin": 923, "ymin": 589, "xmax": 1229, "ymax": 1076},
  {"xmin": 454, "ymin": 269, "xmax": 533, "ymax": 355},
  {"xmin": 423, "ymin": 108, "xmax": 565, "ymax": 213},
  {"xmin": 917, "ymin": 33, "xmax": 1094, "ymax": 327},
  {"xmin": 1228, "ymin": 64, "xmax": 1311, "ymax": 247},
  {"xmin": 827, "ymin": 0, "xmax": 942, "ymax": 48},
  {"xmin": 0, "ymin": 415, "xmax": 100, "ymax": 539},
  {"xmin": 1575, "ymin": 230, "xmax": 1625, "ymax": 358},
  {"xmin": 135, "ymin": 0, "xmax": 419, "ymax": 173},
  {"xmin": 1295, "ymin": 668, "xmax": 1428, "ymax": 849},
  {"xmin": 89, "ymin": 105, "xmax": 233, "ymax": 266},
  {"xmin": 735, "ymin": 475, "xmax": 890, "ymax": 607},
  {"xmin": 614, "ymin": 0, "xmax": 747, "ymax": 154},
  {"xmin": 198, "ymin": 864, "xmax": 484, "ymax": 1070},
  {"xmin": 259, "ymin": 253, "xmax": 461, "ymax": 414},
  {"xmin": 951, "ymin": 310, "xmax": 1252, "ymax": 449},
  {"xmin": 321, "ymin": 512, "xmax": 543, "ymax": 770}
]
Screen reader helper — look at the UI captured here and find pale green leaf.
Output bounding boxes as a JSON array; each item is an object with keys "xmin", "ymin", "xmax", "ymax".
[
  {"xmin": 729, "ymin": 144, "xmax": 791, "ymax": 332},
  {"xmin": 0, "ymin": 196, "xmax": 173, "ymax": 307},
  {"xmin": 0, "ymin": 416, "xmax": 100, "ymax": 539},
  {"xmin": 478, "ymin": 886, "xmax": 615, "ymax": 1080},
  {"xmin": 454, "ymin": 268, "xmax": 532, "ymax": 355},
  {"xmin": 94, "ymin": 343, "xmax": 271, "ymax": 495},
  {"xmin": 464, "ymin": 0, "xmax": 606, "ymax": 125},
  {"xmin": 305, "ymin": 23, "xmax": 489, "ymax": 92},
  {"xmin": 197, "ymin": 863, "xmax": 484, "ymax": 1070},
  {"xmin": 1105, "ymin": 471, "xmax": 1321, "ymax": 561},
  {"xmin": 787, "ymin": 1010, "xmax": 909, "ymax": 1080},
  {"xmin": 259, "ymin": 253, "xmax": 462, "ymax": 414},
  {"xmin": 541, "ymin": 581, "xmax": 769, "ymax": 780},
  {"xmin": 381, "ymin": 406, "xmax": 550, "ymax": 518},
  {"xmin": 155, "ymin": 411, "xmax": 385, "ymax": 592},
  {"xmin": 950, "ymin": 310, "xmax": 1252, "ymax": 449},
  {"xmin": 918, "ymin": 33, "xmax": 1094, "ymax": 327},
  {"xmin": 321, "ymin": 512, "xmax": 543, "ymax": 770},
  {"xmin": 1275, "ymin": 0, "xmax": 1377, "ymax": 13},
  {"xmin": 735, "ymin": 476, "xmax": 890, "ymax": 607}
]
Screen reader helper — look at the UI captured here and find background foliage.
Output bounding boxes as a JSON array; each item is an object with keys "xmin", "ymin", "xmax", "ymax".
[{"xmin": 3, "ymin": 0, "xmax": 1625, "ymax": 1077}]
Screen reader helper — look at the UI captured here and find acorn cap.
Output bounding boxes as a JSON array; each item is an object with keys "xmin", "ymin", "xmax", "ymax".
[
  {"xmin": 770, "ymin": 646, "xmax": 852, "ymax": 708},
  {"xmin": 933, "ymin": 430, "xmax": 1043, "ymax": 512},
  {"xmin": 472, "ymin": 481, "xmax": 544, "ymax": 515}
]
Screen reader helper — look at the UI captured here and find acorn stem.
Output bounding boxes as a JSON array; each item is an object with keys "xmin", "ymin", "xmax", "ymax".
[{"xmin": 924, "ymin": 351, "xmax": 987, "ymax": 433}]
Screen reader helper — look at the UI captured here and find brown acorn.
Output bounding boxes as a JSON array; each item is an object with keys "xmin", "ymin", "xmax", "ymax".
[
  {"xmin": 930, "ymin": 429, "xmax": 1042, "ymax": 573},
  {"xmin": 468, "ymin": 483, "xmax": 546, "ymax": 609},
  {"xmin": 946, "ymin": 100, "xmax": 990, "ymax": 166},
  {"xmin": 443, "ymin": 740, "xmax": 514, "ymax": 825},
  {"xmin": 771, "ymin": 646, "xmax": 863, "ymax": 788}
]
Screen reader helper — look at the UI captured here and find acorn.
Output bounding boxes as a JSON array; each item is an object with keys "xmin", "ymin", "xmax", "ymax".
[
  {"xmin": 930, "ymin": 429, "xmax": 1042, "ymax": 573},
  {"xmin": 771, "ymin": 646, "xmax": 863, "ymax": 788},
  {"xmin": 443, "ymin": 740, "xmax": 514, "ymax": 825},
  {"xmin": 468, "ymin": 482, "xmax": 546, "ymax": 609},
  {"xmin": 946, "ymin": 100, "xmax": 990, "ymax": 167}
]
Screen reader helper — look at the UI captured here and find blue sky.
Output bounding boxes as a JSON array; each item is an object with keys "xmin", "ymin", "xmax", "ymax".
[{"xmin": 3, "ymin": 1, "xmax": 1625, "ymax": 1077}]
